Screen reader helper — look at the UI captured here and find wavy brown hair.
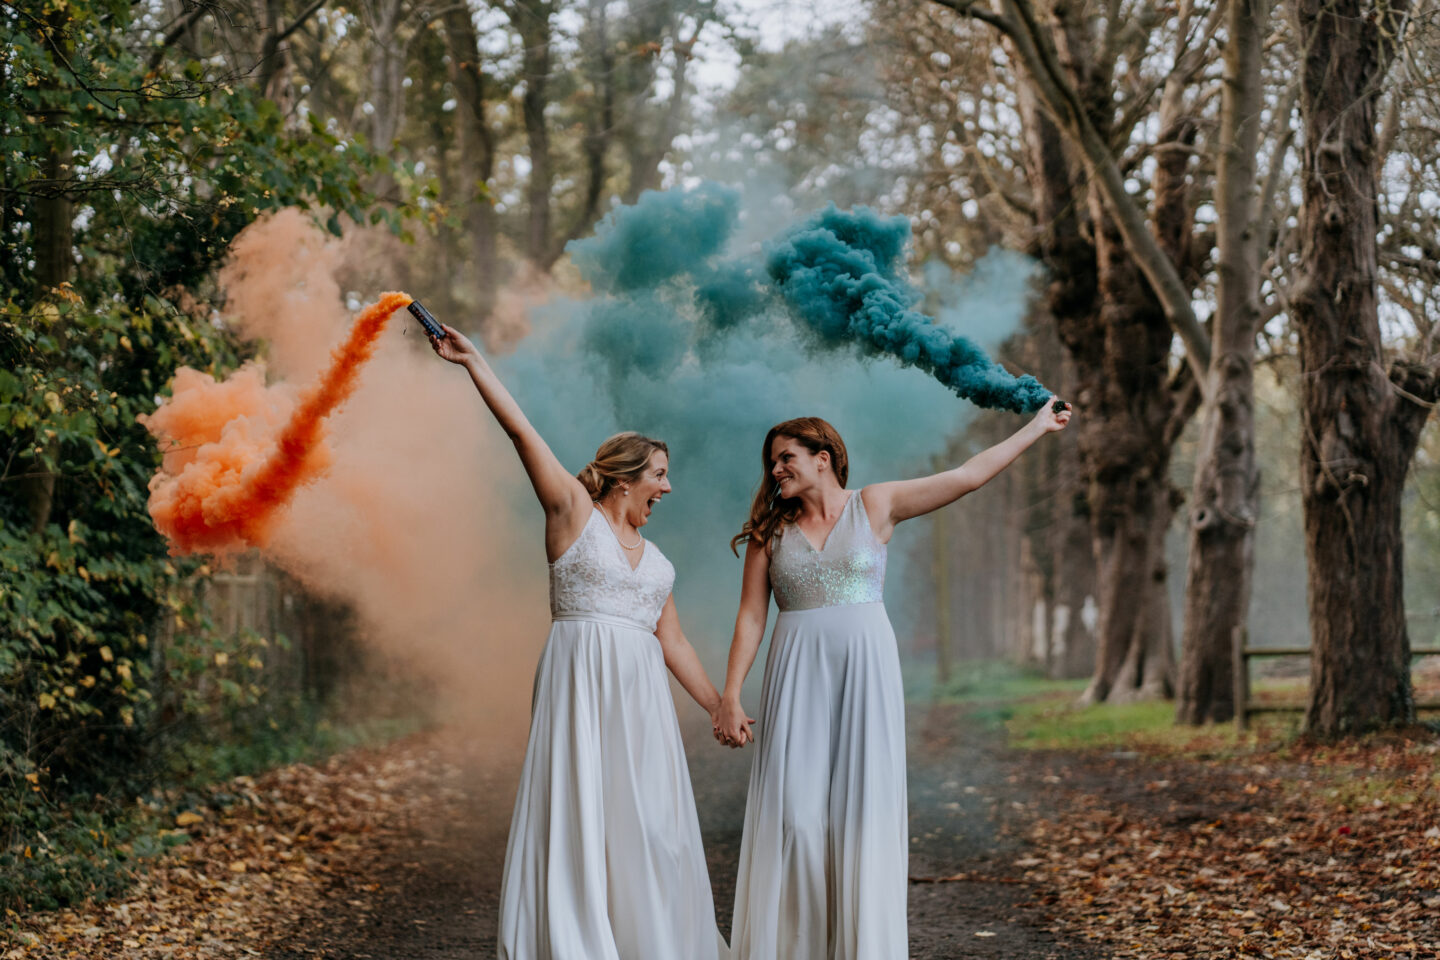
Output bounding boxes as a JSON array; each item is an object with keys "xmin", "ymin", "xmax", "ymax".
[
  {"xmin": 577, "ymin": 432, "xmax": 669, "ymax": 501},
  {"xmin": 730, "ymin": 417, "xmax": 849, "ymax": 555}
]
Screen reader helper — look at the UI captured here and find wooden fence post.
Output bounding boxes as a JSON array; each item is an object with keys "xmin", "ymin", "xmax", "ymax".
[{"xmin": 1233, "ymin": 625, "xmax": 1249, "ymax": 732}]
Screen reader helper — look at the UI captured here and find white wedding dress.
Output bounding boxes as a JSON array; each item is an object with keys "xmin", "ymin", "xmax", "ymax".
[
  {"xmin": 729, "ymin": 491, "xmax": 909, "ymax": 960},
  {"xmin": 497, "ymin": 507, "xmax": 722, "ymax": 960}
]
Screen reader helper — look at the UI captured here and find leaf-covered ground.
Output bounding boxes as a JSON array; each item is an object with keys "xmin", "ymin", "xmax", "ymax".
[
  {"xmin": 3, "ymin": 745, "xmax": 448, "ymax": 959},
  {"xmin": 6, "ymin": 720, "xmax": 1087, "ymax": 960},
  {"xmin": 1012, "ymin": 732, "xmax": 1440, "ymax": 959},
  {"xmin": 5, "ymin": 714, "xmax": 1436, "ymax": 959}
]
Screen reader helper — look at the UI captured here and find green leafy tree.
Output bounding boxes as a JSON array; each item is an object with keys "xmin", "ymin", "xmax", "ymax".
[{"xmin": 0, "ymin": 0, "xmax": 389, "ymax": 910}]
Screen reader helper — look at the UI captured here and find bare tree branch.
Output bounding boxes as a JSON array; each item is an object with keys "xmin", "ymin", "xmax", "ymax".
[
  {"xmin": 146, "ymin": 1, "xmax": 214, "ymax": 74},
  {"xmin": 1259, "ymin": 79, "xmax": 1299, "ymax": 242},
  {"xmin": 931, "ymin": 0, "xmax": 1215, "ymax": 385},
  {"xmin": 928, "ymin": 0, "xmax": 1013, "ymax": 35},
  {"xmin": 278, "ymin": 0, "xmax": 329, "ymax": 45}
]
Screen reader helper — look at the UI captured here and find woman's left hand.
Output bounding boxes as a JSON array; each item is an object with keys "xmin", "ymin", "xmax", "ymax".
[{"xmin": 1033, "ymin": 397, "xmax": 1073, "ymax": 433}]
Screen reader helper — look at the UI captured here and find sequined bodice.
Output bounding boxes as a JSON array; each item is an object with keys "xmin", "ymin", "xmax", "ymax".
[
  {"xmin": 549, "ymin": 509, "xmax": 675, "ymax": 631},
  {"xmin": 770, "ymin": 492, "xmax": 887, "ymax": 612}
]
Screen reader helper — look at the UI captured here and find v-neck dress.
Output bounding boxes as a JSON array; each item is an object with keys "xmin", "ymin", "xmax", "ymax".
[
  {"xmin": 729, "ymin": 491, "xmax": 908, "ymax": 960},
  {"xmin": 497, "ymin": 508, "xmax": 723, "ymax": 960}
]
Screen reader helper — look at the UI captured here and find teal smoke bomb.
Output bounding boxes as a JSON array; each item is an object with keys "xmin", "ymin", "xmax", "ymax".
[
  {"xmin": 764, "ymin": 205, "xmax": 1053, "ymax": 414},
  {"xmin": 564, "ymin": 184, "xmax": 1054, "ymax": 414}
]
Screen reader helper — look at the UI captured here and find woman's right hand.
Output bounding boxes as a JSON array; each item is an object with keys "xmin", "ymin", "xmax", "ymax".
[
  {"xmin": 428, "ymin": 323, "xmax": 482, "ymax": 366},
  {"xmin": 714, "ymin": 696, "xmax": 755, "ymax": 748}
]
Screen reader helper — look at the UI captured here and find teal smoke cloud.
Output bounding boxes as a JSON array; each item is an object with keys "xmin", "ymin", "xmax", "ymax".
[
  {"xmin": 490, "ymin": 184, "xmax": 1045, "ymax": 657},
  {"xmin": 765, "ymin": 206, "xmax": 1050, "ymax": 413},
  {"xmin": 565, "ymin": 183, "xmax": 1051, "ymax": 413}
]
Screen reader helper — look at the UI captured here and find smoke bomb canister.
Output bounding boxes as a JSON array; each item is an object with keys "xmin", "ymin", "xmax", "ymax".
[{"xmin": 408, "ymin": 300, "xmax": 446, "ymax": 339}]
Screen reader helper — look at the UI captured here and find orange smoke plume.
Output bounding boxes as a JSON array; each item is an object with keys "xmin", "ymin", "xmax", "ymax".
[{"xmin": 140, "ymin": 291, "xmax": 414, "ymax": 556}]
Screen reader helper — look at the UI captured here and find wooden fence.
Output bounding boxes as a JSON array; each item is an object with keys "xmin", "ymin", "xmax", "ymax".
[
  {"xmin": 1233, "ymin": 629, "xmax": 1440, "ymax": 730},
  {"xmin": 202, "ymin": 553, "xmax": 358, "ymax": 702}
]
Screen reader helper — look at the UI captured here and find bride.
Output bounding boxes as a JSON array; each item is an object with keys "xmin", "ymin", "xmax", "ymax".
[
  {"xmin": 428, "ymin": 322, "xmax": 725, "ymax": 960},
  {"xmin": 717, "ymin": 403, "xmax": 1071, "ymax": 959}
]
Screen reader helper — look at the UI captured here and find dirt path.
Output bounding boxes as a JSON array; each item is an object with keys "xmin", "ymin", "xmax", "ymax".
[{"xmin": 268, "ymin": 706, "xmax": 1092, "ymax": 960}]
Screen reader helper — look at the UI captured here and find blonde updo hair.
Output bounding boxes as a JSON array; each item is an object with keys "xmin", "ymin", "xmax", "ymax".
[{"xmin": 577, "ymin": 432, "xmax": 670, "ymax": 501}]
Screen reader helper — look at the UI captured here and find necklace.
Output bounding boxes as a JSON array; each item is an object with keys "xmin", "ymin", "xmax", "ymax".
[{"xmin": 595, "ymin": 504, "xmax": 642, "ymax": 549}]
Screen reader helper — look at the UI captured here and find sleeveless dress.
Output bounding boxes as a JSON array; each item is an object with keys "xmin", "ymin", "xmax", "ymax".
[
  {"xmin": 497, "ymin": 507, "xmax": 722, "ymax": 960},
  {"xmin": 729, "ymin": 491, "xmax": 908, "ymax": 960}
]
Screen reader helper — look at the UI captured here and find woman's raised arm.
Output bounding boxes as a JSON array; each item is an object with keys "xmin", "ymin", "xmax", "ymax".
[
  {"xmin": 862, "ymin": 400, "xmax": 1071, "ymax": 543},
  {"xmin": 430, "ymin": 324, "xmax": 591, "ymax": 532}
]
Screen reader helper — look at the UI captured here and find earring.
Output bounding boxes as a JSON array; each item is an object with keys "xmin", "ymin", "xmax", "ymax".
[{"xmin": 623, "ymin": 488, "xmax": 630, "ymax": 496}]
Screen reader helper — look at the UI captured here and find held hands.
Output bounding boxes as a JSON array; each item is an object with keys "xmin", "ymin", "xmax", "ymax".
[
  {"xmin": 1032, "ymin": 397, "xmax": 1074, "ymax": 434},
  {"xmin": 427, "ymin": 323, "xmax": 482, "ymax": 366},
  {"xmin": 713, "ymin": 697, "xmax": 755, "ymax": 749}
]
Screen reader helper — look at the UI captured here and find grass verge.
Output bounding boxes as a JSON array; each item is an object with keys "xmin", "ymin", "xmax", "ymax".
[{"xmin": 928, "ymin": 664, "xmax": 1440, "ymax": 807}]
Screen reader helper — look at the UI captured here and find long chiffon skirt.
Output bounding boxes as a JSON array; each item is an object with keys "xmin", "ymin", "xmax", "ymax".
[
  {"xmin": 729, "ymin": 602, "xmax": 908, "ymax": 960},
  {"xmin": 497, "ymin": 613, "xmax": 722, "ymax": 960}
]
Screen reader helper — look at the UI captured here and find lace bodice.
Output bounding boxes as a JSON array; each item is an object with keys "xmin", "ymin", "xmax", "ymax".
[
  {"xmin": 549, "ymin": 508, "xmax": 675, "ymax": 631},
  {"xmin": 770, "ymin": 491, "xmax": 887, "ymax": 612}
]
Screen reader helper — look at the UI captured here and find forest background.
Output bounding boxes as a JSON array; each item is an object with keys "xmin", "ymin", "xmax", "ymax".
[{"xmin": 3, "ymin": 0, "xmax": 1439, "ymax": 917}]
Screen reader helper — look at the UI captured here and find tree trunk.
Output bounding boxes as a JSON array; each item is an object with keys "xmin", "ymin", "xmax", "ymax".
[
  {"xmin": 444, "ymin": 6, "xmax": 500, "ymax": 322},
  {"xmin": 999, "ymin": 470, "xmax": 1022, "ymax": 659},
  {"xmin": 1289, "ymin": 0, "xmax": 1431, "ymax": 736},
  {"xmin": 1025, "ymin": 341, "xmax": 1096, "ymax": 680},
  {"xmin": 1076, "ymin": 173, "xmax": 1195, "ymax": 703},
  {"xmin": 931, "ymin": 502, "xmax": 953, "ymax": 684},
  {"xmin": 1013, "ymin": 16, "xmax": 1194, "ymax": 703},
  {"xmin": 256, "ymin": 0, "xmax": 292, "ymax": 106},
  {"xmin": 622, "ymin": 29, "xmax": 696, "ymax": 202},
  {"xmin": 582, "ymin": 0, "xmax": 613, "ymax": 224},
  {"xmin": 33, "ymin": 151, "xmax": 72, "ymax": 299},
  {"xmin": 428, "ymin": 110, "xmax": 459, "ymax": 317},
  {"xmin": 364, "ymin": 0, "xmax": 409, "ymax": 198},
  {"xmin": 1175, "ymin": 0, "xmax": 1268, "ymax": 725},
  {"xmin": 25, "ymin": 12, "xmax": 75, "ymax": 534},
  {"xmin": 1008, "ymin": 306, "xmax": 1091, "ymax": 674},
  {"xmin": 1082, "ymin": 448, "xmax": 1180, "ymax": 702},
  {"xmin": 1052, "ymin": 473, "xmax": 1097, "ymax": 679},
  {"xmin": 508, "ymin": 0, "xmax": 555, "ymax": 268},
  {"xmin": 555, "ymin": 0, "xmax": 615, "ymax": 251}
]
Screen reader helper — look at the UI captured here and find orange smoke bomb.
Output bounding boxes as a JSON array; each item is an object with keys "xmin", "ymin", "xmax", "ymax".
[{"xmin": 141, "ymin": 291, "xmax": 414, "ymax": 556}]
